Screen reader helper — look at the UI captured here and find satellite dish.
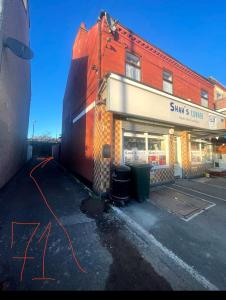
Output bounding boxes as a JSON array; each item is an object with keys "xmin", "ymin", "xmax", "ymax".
[
  {"xmin": 3, "ymin": 37, "xmax": 34, "ymax": 60},
  {"xmin": 105, "ymin": 12, "xmax": 117, "ymax": 33}
]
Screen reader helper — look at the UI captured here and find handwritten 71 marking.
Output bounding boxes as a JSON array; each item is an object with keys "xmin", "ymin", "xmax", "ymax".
[
  {"xmin": 29, "ymin": 157, "xmax": 85, "ymax": 274},
  {"xmin": 11, "ymin": 222, "xmax": 55, "ymax": 282},
  {"xmin": 11, "ymin": 157, "xmax": 86, "ymax": 282}
]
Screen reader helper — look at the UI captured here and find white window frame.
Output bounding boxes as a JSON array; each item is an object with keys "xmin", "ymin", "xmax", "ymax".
[
  {"xmin": 190, "ymin": 139, "xmax": 213, "ymax": 165},
  {"xmin": 123, "ymin": 131, "xmax": 169, "ymax": 169},
  {"xmin": 163, "ymin": 70, "xmax": 173, "ymax": 94},
  {"xmin": 125, "ymin": 52, "xmax": 141, "ymax": 82},
  {"xmin": 201, "ymin": 90, "xmax": 209, "ymax": 108}
]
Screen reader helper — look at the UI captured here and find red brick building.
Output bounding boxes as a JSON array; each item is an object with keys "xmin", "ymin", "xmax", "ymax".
[{"xmin": 61, "ymin": 12, "xmax": 226, "ymax": 193}]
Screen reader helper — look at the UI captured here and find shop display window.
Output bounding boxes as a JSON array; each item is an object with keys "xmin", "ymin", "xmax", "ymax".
[
  {"xmin": 148, "ymin": 138, "xmax": 167, "ymax": 166},
  {"xmin": 124, "ymin": 136, "xmax": 147, "ymax": 163},
  {"xmin": 191, "ymin": 141, "xmax": 213, "ymax": 164},
  {"xmin": 123, "ymin": 132, "xmax": 168, "ymax": 167}
]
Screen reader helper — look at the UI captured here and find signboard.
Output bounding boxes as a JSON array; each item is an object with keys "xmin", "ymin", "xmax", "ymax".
[{"xmin": 106, "ymin": 74, "xmax": 226, "ymax": 131}]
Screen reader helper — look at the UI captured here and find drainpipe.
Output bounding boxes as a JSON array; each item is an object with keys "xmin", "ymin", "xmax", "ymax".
[{"xmin": 0, "ymin": 0, "xmax": 5, "ymax": 72}]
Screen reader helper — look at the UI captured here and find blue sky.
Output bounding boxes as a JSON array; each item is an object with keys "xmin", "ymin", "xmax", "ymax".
[{"xmin": 28, "ymin": 0, "xmax": 226, "ymax": 137}]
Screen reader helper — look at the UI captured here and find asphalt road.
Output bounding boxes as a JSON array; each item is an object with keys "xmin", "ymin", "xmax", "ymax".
[
  {"xmin": 0, "ymin": 158, "xmax": 171, "ymax": 291},
  {"xmin": 119, "ymin": 176, "xmax": 226, "ymax": 290}
]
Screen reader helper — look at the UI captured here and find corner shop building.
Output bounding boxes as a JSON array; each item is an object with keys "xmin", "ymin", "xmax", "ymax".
[
  {"xmin": 61, "ymin": 13, "xmax": 226, "ymax": 194},
  {"xmin": 92, "ymin": 73, "xmax": 226, "ymax": 192}
]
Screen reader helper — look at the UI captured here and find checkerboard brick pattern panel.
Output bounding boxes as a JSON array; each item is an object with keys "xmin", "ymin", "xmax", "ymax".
[
  {"xmin": 113, "ymin": 119, "xmax": 122, "ymax": 165},
  {"xmin": 150, "ymin": 167, "xmax": 174, "ymax": 186},
  {"xmin": 180, "ymin": 131, "xmax": 191, "ymax": 178},
  {"xmin": 93, "ymin": 104, "xmax": 113, "ymax": 193},
  {"xmin": 169, "ymin": 134, "xmax": 175, "ymax": 167},
  {"xmin": 187, "ymin": 163, "xmax": 214, "ymax": 178}
]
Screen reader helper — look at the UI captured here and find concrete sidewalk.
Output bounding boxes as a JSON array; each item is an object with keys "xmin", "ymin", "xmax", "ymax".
[
  {"xmin": 116, "ymin": 179, "xmax": 226, "ymax": 290},
  {"xmin": 0, "ymin": 159, "xmax": 171, "ymax": 291}
]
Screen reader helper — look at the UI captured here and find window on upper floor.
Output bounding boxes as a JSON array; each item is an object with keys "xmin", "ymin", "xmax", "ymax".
[
  {"xmin": 126, "ymin": 52, "xmax": 141, "ymax": 81},
  {"xmin": 163, "ymin": 70, "xmax": 173, "ymax": 94},
  {"xmin": 216, "ymin": 92, "xmax": 223, "ymax": 100},
  {"xmin": 201, "ymin": 90, "xmax": 209, "ymax": 108}
]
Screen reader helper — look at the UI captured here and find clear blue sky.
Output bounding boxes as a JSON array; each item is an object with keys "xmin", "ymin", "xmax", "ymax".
[{"xmin": 28, "ymin": 0, "xmax": 226, "ymax": 138}]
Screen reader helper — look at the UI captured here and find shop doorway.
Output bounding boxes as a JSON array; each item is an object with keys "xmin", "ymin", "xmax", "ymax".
[{"xmin": 174, "ymin": 136, "xmax": 182, "ymax": 178}]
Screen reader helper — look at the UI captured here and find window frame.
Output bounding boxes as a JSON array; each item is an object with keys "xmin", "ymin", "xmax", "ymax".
[
  {"xmin": 123, "ymin": 131, "xmax": 169, "ymax": 168},
  {"xmin": 190, "ymin": 139, "xmax": 213, "ymax": 165},
  {"xmin": 162, "ymin": 69, "xmax": 173, "ymax": 94},
  {"xmin": 200, "ymin": 89, "xmax": 209, "ymax": 108},
  {"xmin": 125, "ymin": 51, "xmax": 141, "ymax": 82}
]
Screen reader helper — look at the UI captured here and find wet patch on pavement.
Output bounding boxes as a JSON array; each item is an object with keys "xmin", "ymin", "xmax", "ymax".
[
  {"xmin": 80, "ymin": 195, "xmax": 110, "ymax": 219},
  {"xmin": 95, "ymin": 216, "xmax": 172, "ymax": 291}
]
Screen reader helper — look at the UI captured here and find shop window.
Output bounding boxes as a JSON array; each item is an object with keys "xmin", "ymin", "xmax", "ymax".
[
  {"xmin": 191, "ymin": 140, "xmax": 213, "ymax": 164},
  {"xmin": 148, "ymin": 137, "xmax": 167, "ymax": 167},
  {"xmin": 123, "ymin": 132, "xmax": 168, "ymax": 167},
  {"xmin": 124, "ymin": 135, "xmax": 146, "ymax": 163},
  {"xmin": 201, "ymin": 90, "xmax": 209, "ymax": 108},
  {"xmin": 163, "ymin": 70, "xmax": 173, "ymax": 94},
  {"xmin": 125, "ymin": 52, "xmax": 141, "ymax": 81},
  {"xmin": 201, "ymin": 143, "xmax": 213, "ymax": 163}
]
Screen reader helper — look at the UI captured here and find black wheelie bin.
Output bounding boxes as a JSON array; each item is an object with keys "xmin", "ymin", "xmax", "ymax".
[
  {"xmin": 127, "ymin": 163, "xmax": 151, "ymax": 202},
  {"xmin": 110, "ymin": 164, "xmax": 131, "ymax": 206}
]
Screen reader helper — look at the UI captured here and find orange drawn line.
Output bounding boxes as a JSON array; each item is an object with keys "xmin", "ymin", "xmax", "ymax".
[
  {"xmin": 11, "ymin": 222, "xmax": 40, "ymax": 249},
  {"xmin": 38, "ymin": 222, "xmax": 53, "ymax": 279},
  {"xmin": 32, "ymin": 277, "xmax": 56, "ymax": 281},
  {"xmin": 29, "ymin": 157, "xmax": 86, "ymax": 273},
  {"xmin": 11, "ymin": 221, "xmax": 40, "ymax": 249},
  {"xmin": 13, "ymin": 257, "xmax": 34, "ymax": 260},
  {"xmin": 20, "ymin": 223, "xmax": 40, "ymax": 282}
]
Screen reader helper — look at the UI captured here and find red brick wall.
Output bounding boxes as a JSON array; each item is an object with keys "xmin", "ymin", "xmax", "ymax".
[
  {"xmin": 101, "ymin": 18, "xmax": 214, "ymax": 109},
  {"xmin": 61, "ymin": 16, "xmax": 215, "ymax": 183},
  {"xmin": 61, "ymin": 23, "xmax": 99, "ymax": 182}
]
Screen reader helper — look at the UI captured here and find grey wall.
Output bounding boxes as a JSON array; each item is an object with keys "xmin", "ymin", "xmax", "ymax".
[{"xmin": 0, "ymin": 0, "xmax": 31, "ymax": 188}]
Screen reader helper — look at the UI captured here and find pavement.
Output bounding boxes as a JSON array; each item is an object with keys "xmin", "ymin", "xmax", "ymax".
[
  {"xmin": 118, "ymin": 177, "xmax": 226, "ymax": 290},
  {"xmin": 0, "ymin": 158, "xmax": 172, "ymax": 291},
  {"xmin": 1, "ymin": 158, "xmax": 226, "ymax": 291}
]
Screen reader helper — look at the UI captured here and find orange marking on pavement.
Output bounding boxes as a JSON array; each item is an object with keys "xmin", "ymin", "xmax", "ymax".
[{"xmin": 29, "ymin": 157, "xmax": 86, "ymax": 273}]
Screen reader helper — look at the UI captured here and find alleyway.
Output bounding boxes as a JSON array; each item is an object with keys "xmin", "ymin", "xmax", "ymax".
[{"xmin": 0, "ymin": 158, "xmax": 171, "ymax": 291}]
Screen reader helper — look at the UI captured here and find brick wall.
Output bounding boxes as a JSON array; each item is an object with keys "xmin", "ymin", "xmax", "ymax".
[
  {"xmin": 61, "ymin": 23, "xmax": 99, "ymax": 182},
  {"xmin": 101, "ymin": 17, "xmax": 214, "ymax": 109}
]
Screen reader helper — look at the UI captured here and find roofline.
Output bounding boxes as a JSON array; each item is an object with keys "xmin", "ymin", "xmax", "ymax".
[
  {"xmin": 208, "ymin": 77, "xmax": 226, "ymax": 91},
  {"xmin": 100, "ymin": 11, "xmax": 214, "ymax": 87}
]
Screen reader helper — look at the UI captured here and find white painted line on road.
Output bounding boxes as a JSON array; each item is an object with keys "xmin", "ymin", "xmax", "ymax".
[
  {"xmin": 165, "ymin": 185, "xmax": 214, "ymax": 205},
  {"xmin": 163, "ymin": 185, "xmax": 216, "ymax": 222},
  {"xmin": 182, "ymin": 203, "xmax": 216, "ymax": 222},
  {"xmin": 191, "ymin": 180, "xmax": 226, "ymax": 191},
  {"xmin": 111, "ymin": 206, "xmax": 219, "ymax": 291},
  {"xmin": 173, "ymin": 184, "xmax": 226, "ymax": 203}
]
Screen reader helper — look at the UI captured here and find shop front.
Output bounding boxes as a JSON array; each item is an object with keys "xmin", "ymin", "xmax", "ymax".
[
  {"xmin": 93, "ymin": 73, "xmax": 226, "ymax": 193},
  {"xmin": 120, "ymin": 121, "xmax": 174, "ymax": 186}
]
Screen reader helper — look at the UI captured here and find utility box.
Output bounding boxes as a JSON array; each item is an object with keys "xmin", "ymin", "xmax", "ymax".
[{"xmin": 127, "ymin": 164, "xmax": 151, "ymax": 202}]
